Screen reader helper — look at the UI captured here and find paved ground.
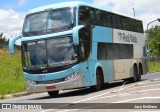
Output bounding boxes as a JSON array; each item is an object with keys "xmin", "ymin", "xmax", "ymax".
[{"xmin": 0, "ymin": 72, "xmax": 160, "ymax": 112}]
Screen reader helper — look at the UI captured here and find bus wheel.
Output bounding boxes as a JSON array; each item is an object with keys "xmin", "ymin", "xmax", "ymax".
[
  {"xmin": 91, "ymin": 70, "xmax": 102, "ymax": 91},
  {"xmin": 48, "ymin": 90, "xmax": 59, "ymax": 97},
  {"xmin": 138, "ymin": 65, "xmax": 143, "ymax": 81},
  {"xmin": 132, "ymin": 65, "xmax": 138, "ymax": 82}
]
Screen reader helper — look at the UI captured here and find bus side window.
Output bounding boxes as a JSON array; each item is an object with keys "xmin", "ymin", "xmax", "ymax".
[
  {"xmin": 116, "ymin": 16, "xmax": 122, "ymax": 29},
  {"xmin": 89, "ymin": 9, "xmax": 96, "ymax": 25},
  {"xmin": 79, "ymin": 6, "xmax": 96, "ymax": 25},
  {"xmin": 79, "ymin": 7, "xmax": 90, "ymax": 25},
  {"xmin": 79, "ymin": 27, "xmax": 91, "ymax": 61},
  {"xmin": 109, "ymin": 14, "xmax": 114, "ymax": 27},
  {"xmin": 80, "ymin": 41, "xmax": 85, "ymax": 61}
]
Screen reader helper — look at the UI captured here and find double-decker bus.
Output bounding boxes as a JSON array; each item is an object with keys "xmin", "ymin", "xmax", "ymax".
[{"xmin": 9, "ymin": 1, "xmax": 148, "ymax": 97}]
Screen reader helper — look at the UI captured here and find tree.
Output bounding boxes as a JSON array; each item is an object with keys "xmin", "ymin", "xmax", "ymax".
[
  {"xmin": 146, "ymin": 25, "xmax": 160, "ymax": 56},
  {"xmin": 0, "ymin": 32, "xmax": 8, "ymax": 44}
]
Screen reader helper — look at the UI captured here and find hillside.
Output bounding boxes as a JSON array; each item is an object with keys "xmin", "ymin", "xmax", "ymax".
[{"xmin": 0, "ymin": 48, "xmax": 25, "ymax": 96}]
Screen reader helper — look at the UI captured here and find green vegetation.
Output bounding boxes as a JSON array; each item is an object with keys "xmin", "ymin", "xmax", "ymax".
[
  {"xmin": 148, "ymin": 62, "xmax": 160, "ymax": 72},
  {"xmin": 0, "ymin": 48, "xmax": 25, "ymax": 96},
  {"xmin": 0, "ymin": 33, "xmax": 9, "ymax": 44},
  {"xmin": 147, "ymin": 26, "xmax": 160, "ymax": 56},
  {"xmin": 146, "ymin": 26, "xmax": 160, "ymax": 72}
]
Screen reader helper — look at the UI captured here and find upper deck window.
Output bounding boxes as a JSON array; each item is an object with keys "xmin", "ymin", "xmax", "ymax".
[
  {"xmin": 23, "ymin": 8, "xmax": 75, "ymax": 37},
  {"xmin": 78, "ymin": 6, "xmax": 144, "ymax": 33}
]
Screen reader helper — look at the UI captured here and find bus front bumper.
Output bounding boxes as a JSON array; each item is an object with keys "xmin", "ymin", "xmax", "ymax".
[{"xmin": 25, "ymin": 71, "xmax": 84, "ymax": 93}]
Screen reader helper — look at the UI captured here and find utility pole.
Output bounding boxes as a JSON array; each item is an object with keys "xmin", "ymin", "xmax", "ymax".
[{"xmin": 132, "ymin": 8, "xmax": 135, "ymax": 17}]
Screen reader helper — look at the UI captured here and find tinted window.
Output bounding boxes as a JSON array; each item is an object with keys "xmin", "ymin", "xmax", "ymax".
[
  {"xmin": 79, "ymin": 7, "xmax": 96, "ymax": 25},
  {"xmin": 79, "ymin": 6, "xmax": 144, "ymax": 33},
  {"xmin": 98, "ymin": 43, "xmax": 133, "ymax": 60},
  {"xmin": 79, "ymin": 27, "xmax": 91, "ymax": 61}
]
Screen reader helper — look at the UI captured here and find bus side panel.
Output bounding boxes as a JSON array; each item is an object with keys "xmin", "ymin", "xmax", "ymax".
[
  {"xmin": 113, "ymin": 59, "xmax": 133, "ymax": 80},
  {"xmin": 88, "ymin": 60, "xmax": 98, "ymax": 86},
  {"xmin": 92, "ymin": 26, "xmax": 112, "ymax": 43},
  {"xmin": 81, "ymin": 61, "xmax": 90, "ymax": 87},
  {"xmin": 88, "ymin": 60, "xmax": 113, "ymax": 86},
  {"xmin": 90, "ymin": 26, "xmax": 113, "ymax": 85},
  {"xmin": 134, "ymin": 45, "xmax": 143, "ymax": 59},
  {"xmin": 99, "ymin": 60, "xmax": 113, "ymax": 83}
]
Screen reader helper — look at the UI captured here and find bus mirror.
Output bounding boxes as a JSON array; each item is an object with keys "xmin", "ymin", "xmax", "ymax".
[
  {"xmin": 9, "ymin": 35, "xmax": 21, "ymax": 55},
  {"xmin": 73, "ymin": 25, "xmax": 85, "ymax": 45}
]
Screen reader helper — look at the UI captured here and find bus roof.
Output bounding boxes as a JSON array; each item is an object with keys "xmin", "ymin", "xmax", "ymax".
[
  {"xmin": 28, "ymin": 1, "xmax": 142, "ymax": 21},
  {"xmin": 28, "ymin": 1, "xmax": 87, "ymax": 14}
]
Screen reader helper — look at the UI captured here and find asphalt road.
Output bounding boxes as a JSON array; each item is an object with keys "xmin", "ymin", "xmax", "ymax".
[{"xmin": 0, "ymin": 72, "xmax": 160, "ymax": 112}]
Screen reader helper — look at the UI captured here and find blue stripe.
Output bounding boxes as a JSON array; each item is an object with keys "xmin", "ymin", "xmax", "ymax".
[
  {"xmin": 92, "ymin": 26, "xmax": 112, "ymax": 43},
  {"xmin": 24, "ymin": 64, "xmax": 81, "ymax": 81}
]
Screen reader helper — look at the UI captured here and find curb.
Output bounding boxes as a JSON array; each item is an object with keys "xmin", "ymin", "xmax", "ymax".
[
  {"xmin": 0, "ymin": 92, "xmax": 32, "ymax": 100},
  {"xmin": 13, "ymin": 92, "xmax": 32, "ymax": 97},
  {"xmin": 148, "ymin": 71, "xmax": 160, "ymax": 74}
]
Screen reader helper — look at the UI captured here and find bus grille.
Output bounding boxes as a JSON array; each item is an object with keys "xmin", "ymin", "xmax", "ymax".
[{"xmin": 36, "ymin": 78, "xmax": 65, "ymax": 84}]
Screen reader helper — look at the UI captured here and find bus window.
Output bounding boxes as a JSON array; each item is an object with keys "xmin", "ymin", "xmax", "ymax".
[
  {"xmin": 79, "ymin": 6, "xmax": 90, "ymax": 25},
  {"xmin": 98, "ymin": 10, "xmax": 110, "ymax": 27},
  {"xmin": 98, "ymin": 43, "xmax": 133, "ymax": 60},
  {"xmin": 79, "ymin": 27, "xmax": 91, "ymax": 61},
  {"xmin": 109, "ymin": 14, "xmax": 114, "ymax": 27},
  {"xmin": 79, "ymin": 6, "xmax": 96, "ymax": 25},
  {"xmin": 115, "ymin": 15, "xmax": 122, "ymax": 29},
  {"xmin": 97, "ymin": 43, "xmax": 106, "ymax": 60}
]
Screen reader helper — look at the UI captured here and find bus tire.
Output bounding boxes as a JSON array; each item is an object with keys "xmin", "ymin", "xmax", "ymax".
[
  {"xmin": 132, "ymin": 65, "xmax": 138, "ymax": 82},
  {"xmin": 48, "ymin": 90, "xmax": 59, "ymax": 97},
  {"xmin": 91, "ymin": 69, "xmax": 102, "ymax": 91},
  {"xmin": 138, "ymin": 64, "xmax": 143, "ymax": 81}
]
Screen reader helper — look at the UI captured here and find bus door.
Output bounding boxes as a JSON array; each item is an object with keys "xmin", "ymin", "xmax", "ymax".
[
  {"xmin": 79, "ymin": 27, "xmax": 91, "ymax": 87},
  {"xmin": 80, "ymin": 40, "xmax": 90, "ymax": 87},
  {"xmin": 81, "ymin": 61, "xmax": 90, "ymax": 87}
]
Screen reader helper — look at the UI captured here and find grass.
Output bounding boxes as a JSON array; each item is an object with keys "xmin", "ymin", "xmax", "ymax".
[
  {"xmin": 0, "ymin": 48, "xmax": 26, "ymax": 96},
  {"xmin": 148, "ymin": 62, "xmax": 160, "ymax": 72}
]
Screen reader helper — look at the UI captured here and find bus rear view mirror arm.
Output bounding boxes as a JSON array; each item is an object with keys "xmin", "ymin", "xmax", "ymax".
[
  {"xmin": 73, "ymin": 25, "xmax": 84, "ymax": 45},
  {"xmin": 9, "ymin": 35, "xmax": 21, "ymax": 55}
]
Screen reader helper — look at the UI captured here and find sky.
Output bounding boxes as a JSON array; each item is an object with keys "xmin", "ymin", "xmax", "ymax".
[{"xmin": 0, "ymin": 0, "xmax": 160, "ymax": 39}]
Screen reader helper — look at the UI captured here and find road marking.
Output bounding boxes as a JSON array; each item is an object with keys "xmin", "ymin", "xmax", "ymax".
[
  {"xmin": 41, "ymin": 109, "xmax": 53, "ymax": 112},
  {"xmin": 137, "ymin": 78, "xmax": 160, "ymax": 85},
  {"xmin": 40, "ymin": 78, "xmax": 160, "ymax": 112},
  {"xmin": 41, "ymin": 88, "xmax": 160, "ymax": 112},
  {"xmin": 74, "ymin": 81, "xmax": 160, "ymax": 103},
  {"xmin": 88, "ymin": 88, "xmax": 160, "ymax": 101},
  {"xmin": 147, "ymin": 72, "xmax": 160, "ymax": 75},
  {"xmin": 139, "ymin": 83, "xmax": 160, "ymax": 88},
  {"xmin": 73, "ymin": 79, "xmax": 160, "ymax": 103},
  {"xmin": 73, "ymin": 91, "xmax": 112, "ymax": 103},
  {"xmin": 120, "ymin": 79, "xmax": 160, "ymax": 90}
]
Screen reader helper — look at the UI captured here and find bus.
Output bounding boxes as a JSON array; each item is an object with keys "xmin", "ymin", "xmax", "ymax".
[{"xmin": 9, "ymin": 1, "xmax": 148, "ymax": 97}]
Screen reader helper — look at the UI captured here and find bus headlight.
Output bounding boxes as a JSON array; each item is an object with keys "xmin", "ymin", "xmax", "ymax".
[
  {"xmin": 64, "ymin": 70, "xmax": 80, "ymax": 81},
  {"xmin": 25, "ymin": 79, "xmax": 36, "ymax": 85}
]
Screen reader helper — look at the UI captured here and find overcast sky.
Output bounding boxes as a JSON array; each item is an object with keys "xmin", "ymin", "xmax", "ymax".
[{"xmin": 0, "ymin": 0, "xmax": 160, "ymax": 38}]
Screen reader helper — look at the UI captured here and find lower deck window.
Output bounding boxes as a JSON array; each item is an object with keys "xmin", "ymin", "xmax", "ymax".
[{"xmin": 98, "ymin": 43, "xmax": 133, "ymax": 60}]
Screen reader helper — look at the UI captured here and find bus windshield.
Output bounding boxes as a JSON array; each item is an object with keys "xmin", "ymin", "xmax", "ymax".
[
  {"xmin": 23, "ymin": 8, "xmax": 74, "ymax": 36},
  {"xmin": 22, "ymin": 36, "xmax": 78, "ymax": 70}
]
